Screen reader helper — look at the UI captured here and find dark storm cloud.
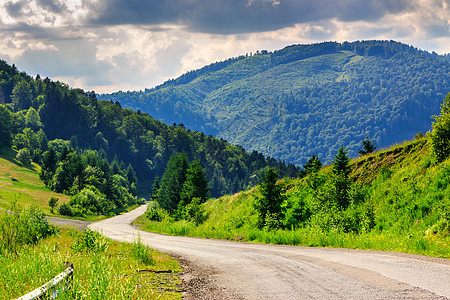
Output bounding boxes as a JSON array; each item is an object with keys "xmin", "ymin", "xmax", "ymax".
[{"xmin": 89, "ymin": 0, "xmax": 413, "ymax": 34}]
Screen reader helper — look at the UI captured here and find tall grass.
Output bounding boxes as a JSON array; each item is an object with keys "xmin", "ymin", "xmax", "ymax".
[
  {"xmin": 0, "ymin": 204, "xmax": 57, "ymax": 255},
  {"xmin": 0, "ymin": 227, "xmax": 182, "ymax": 299}
]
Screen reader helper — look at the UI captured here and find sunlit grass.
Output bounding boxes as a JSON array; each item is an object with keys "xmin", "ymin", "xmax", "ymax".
[
  {"xmin": 0, "ymin": 147, "xmax": 70, "ymax": 214},
  {"xmin": 0, "ymin": 227, "xmax": 182, "ymax": 299}
]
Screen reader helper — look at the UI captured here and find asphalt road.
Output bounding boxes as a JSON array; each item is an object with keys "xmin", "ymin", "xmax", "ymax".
[{"xmin": 89, "ymin": 205, "xmax": 450, "ymax": 299}]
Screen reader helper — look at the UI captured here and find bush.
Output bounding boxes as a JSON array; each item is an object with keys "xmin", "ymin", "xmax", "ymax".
[
  {"xmin": 431, "ymin": 112, "xmax": 450, "ymax": 162},
  {"xmin": 0, "ymin": 205, "xmax": 57, "ymax": 255},
  {"xmin": 48, "ymin": 197, "xmax": 59, "ymax": 213},
  {"xmin": 183, "ymin": 197, "xmax": 206, "ymax": 225},
  {"xmin": 18, "ymin": 205, "xmax": 57, "ymax": 245},
  {"xmin": 58, "ymin": 202, "xmax": 73, "ymax": 216},
  {"xmin": 71, "ymin": 228, "xmax": 108, "ymax": 253},
  {"xmin": 145, "ymin": 201, "xmax": 165, "ymax": 222},
  {"xmin": 16, "ymin": 148, "xmax": 31, "ymax": 166}
]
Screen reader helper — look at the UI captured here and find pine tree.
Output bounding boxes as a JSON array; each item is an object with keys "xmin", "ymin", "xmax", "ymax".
[
  {"xmin": 254, "ymin": 168, "xmax": 284, "ymax": 229},
  {"xmin": 180, "ymin": 160, "xmax": 209, "ymax": 205},
  {"xmin": 358, "ymin": 136, "xmax": 377, "ymax": 156},
  {"xmin": 332, "ymin": 146, "xmax": 351, "ymax": 177},
  {"xmin": 126, "ymin": 163, "xmax": 138, "ymax": 186},
  {"xmin": 157, "ymin": 153, "xmax": 190, "ymax": 213},
  {"xmin": 150, "ymin": 176, "xmax": 160, "ymax": 201},
  {"xmin": 299, "ymin": 154, "xmax": 322, "ymax": 177},
  {"xmin": 331, "ymin": 146, "xmax": 351, "ymax": 209}
]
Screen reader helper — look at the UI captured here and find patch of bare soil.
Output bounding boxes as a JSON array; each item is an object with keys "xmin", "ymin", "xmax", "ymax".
[{"xmin": 175, "ymin": 255, "xmax": 244, "ymax": 300}]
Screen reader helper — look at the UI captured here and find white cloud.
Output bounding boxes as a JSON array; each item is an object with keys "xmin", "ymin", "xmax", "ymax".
[{"xmin": 0, "ymin": 0, "xmax": 447, "ymax": 93}]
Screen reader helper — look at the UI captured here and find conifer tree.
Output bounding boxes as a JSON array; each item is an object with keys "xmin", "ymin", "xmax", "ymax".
[
  {"xmin": 126, "ymin": 163, "xmax": 138, "ymax": 186},
  {"xmin": 150, "ymin": 176, "xmax": 160, "ymax": 201},
  {"xmin": 157, "ymin": 153, "xmax": 190, "ymax": 213},
  {"xmin": 331, "ymin": 146, "xmax": 351, "ymax": 209},
  {"xmin": 254, "ymin": 168, "xmax": 284, "ymax": 228},
  {"xmin": 332, "ymin": 146, "xmax": 351, "ymax": 177},
  {"xmin": 358, "ymin": 136, "xmax": 377, "ymax": 156},
  {"xmin": 299, "ymin": 154, "xmax": 322, "ymax": 177},
  {"xmin": 180, "ymin": 160, "xmax": 209, "ymax": 205}
]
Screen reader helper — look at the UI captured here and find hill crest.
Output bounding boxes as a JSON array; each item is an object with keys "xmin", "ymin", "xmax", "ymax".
[{"xmin": 100, "ymin": 40, "xmax": 450, "ymax": 165}]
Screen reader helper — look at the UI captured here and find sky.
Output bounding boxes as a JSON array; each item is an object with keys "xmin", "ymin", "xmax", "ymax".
[{"xmin": 0, "ymin": 0, "xmax": 449, "ymax": 93}]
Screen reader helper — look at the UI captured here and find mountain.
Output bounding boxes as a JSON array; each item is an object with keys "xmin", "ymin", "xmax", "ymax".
[
  {"xmin": 0, "ymin": 60, "xmax": 299, "ymax": 199},
  {"xmin": 100, "ymin": 40, "xmax": 450, "ymax": 165}
]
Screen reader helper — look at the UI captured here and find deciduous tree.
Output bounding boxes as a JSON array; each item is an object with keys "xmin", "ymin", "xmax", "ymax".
[{"xmin": 431, "ymin": 93, "xmax": 450, "ymax": 162}]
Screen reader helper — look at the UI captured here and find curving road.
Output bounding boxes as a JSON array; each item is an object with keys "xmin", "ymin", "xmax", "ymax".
[{"xmin": 90, "ymin": 205, "xmax": 450, "ymax": 299}]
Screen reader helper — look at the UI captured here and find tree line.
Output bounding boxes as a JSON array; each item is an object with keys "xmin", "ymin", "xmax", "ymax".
[{"xmin": 0, "ymin": 59, "xmax": 300, "ymax": 210}]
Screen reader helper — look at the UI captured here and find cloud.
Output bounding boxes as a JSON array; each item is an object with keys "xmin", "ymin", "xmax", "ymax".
[
  {"xmin": 36, "ymin": 0, "xmax": 67, "ymax": 14},
  {"xmin": 0, "ymin": 0, "xmax": 448, "ymax": 94},
  {"xmin": 88, "ymin": 0, "xmax": 415, "ymax": 34}
]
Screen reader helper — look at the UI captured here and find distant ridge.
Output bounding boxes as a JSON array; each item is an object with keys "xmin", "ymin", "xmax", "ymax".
[{"xmin": 100, "ymin": 40, "xmax": 449, "ymax": 164}]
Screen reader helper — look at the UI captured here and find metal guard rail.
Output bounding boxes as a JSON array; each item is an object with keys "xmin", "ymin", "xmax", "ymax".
[{"xmin": 16, "ymin": 262, "xmax": 74, "ymax": 300}]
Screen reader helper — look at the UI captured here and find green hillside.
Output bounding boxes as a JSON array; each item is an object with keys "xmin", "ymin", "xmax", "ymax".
[
  {"xmin": 139, "ymin": 135, "xmax": 450, "ymax": 258},
  {"xmin": 0, "ymin": 60, "xmax": 299, "ymax": 201},
  {"xmin": 0, "ymin": 147, "xmax": 70, "ymax": 214},
  {"xmin": 102, "ymin": 40, "xmax": 450, "ymax": 165}
]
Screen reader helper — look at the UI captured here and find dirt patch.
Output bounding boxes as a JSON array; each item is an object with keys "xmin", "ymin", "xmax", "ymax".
[{"xmin": 174, "ymin": 255, "xmax": 244, "ymax": 300}]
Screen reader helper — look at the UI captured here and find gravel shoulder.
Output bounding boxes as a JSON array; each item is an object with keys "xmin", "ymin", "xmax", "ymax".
[{"xmin": 48, "ymin": 216, "xmax": 92, "ymax": 231}]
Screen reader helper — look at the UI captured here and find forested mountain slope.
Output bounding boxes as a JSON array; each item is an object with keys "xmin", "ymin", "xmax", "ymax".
[
  {"xmin": 101, "ymin": 40, "xmax": 450, "ymax": 165},
  {"xmin": 0, "ymin": 60, "xmax": 299, "ymax": 198}
]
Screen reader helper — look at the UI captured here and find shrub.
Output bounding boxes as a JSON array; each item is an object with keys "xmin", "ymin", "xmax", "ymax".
[
  {"xmin": 0, "ymin": 205, "xmax": 57, "ymax": 255},
  {"xmin": 431, "ymin": 93, "xmax": 450, "ymax": 162},
  {"xmin": 69, "ymin": 188, "xmax": 102, "ymax": 215},
  {"xmin": 145, "ymin": 201, "xmax": 165, "ymax": 222},
  {"xmin": 16, "ymin": 148, "xmax": 31, "ymax": 166},
  {"xmin": 71, "ymin": 228, "xmax": 108, "ymax": 253},
  {"xmin": 183, "ymin": 197, "xmax": 206, "ymax": 225},
  {"xmin": 58, "ymin": 202, "xmax": 73, "ymax": 216},
  {"xmin": 48, "ymin": 197, "xmax": 59, "ymax": 213},
  {"xmin": 18, "ymin": 205, "xmax": 57, "ymax": 245}
]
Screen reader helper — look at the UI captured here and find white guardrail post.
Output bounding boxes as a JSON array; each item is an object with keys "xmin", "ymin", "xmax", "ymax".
[{"xmin": 16, "ymin": 262, "xmax": 74, "ymax": 300}]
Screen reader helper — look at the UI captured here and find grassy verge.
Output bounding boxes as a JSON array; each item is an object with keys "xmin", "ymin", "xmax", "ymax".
[
  {"xmin": 0, "ymin": 226, "xmax": 182, "ymax": 299},
  {"xmin": 136, "ymin": 138, "xmax": 449, "ymax": 258},
  {"xmin": 136, "ymin": 215, "xmax": 449, "ymax": 258}
]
